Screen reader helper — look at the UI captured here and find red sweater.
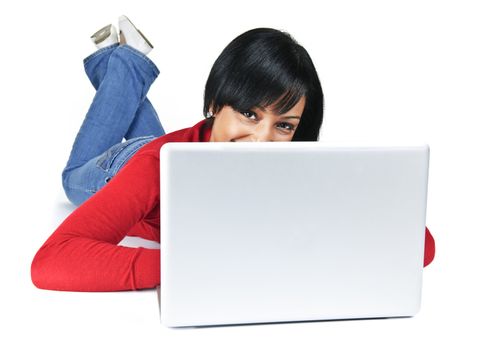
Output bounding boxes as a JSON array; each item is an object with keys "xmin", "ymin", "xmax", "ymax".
[{"xmin": 31, "ymin": 119, "xmax": 436, "ymax": 292}]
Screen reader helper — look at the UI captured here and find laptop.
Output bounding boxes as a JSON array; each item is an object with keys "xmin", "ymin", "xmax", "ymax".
[{"xmin": 159, "ymin": 142, "xmax": 429, "ymax": 327}]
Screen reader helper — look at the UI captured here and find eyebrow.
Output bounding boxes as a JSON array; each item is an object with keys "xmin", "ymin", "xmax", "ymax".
[
  {"xmin": 254, "ymin": 106, "xmax": 301, "ymax": 120},
  {"xmin": 279, "ymin": 116, "xmax": 301, "ymax": 120}
]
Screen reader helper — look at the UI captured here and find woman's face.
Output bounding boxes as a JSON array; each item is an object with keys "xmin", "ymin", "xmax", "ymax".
[{"xmin": 209, "ymin": 97, "xmax": 305, "ymax": 142}]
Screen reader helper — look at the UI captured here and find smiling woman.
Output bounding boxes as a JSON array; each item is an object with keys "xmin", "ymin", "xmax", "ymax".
[
  {"xmin": 30, "ymin": 16, "xmax": 434, "ymax": 292},
  {"xmin": 204, "ymin": 28, "xmax": 324, "ymax": 142}
]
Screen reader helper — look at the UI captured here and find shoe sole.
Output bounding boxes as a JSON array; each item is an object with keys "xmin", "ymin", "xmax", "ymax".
[
  {"xmin": 120, "ymin": 15, "xmax": 153, "ymax": 49},
  {"xmin": 91, "ymin": 24, "xmax": 113, "ymax": 45}
]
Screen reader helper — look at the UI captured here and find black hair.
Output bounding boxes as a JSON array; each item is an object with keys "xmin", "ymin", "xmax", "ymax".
[{"xmin": 203, "ymin": 28, "xmax": 324, "ymax": 141}]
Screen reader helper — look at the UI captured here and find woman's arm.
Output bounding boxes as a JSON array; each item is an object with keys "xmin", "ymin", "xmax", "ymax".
[
  {"xmin": 31, "ymin": 155, "xmax": 160, "ymax": 292},
  {"xmin": 424, "ymin": 226, "xmax": 435, "ymax": 267},
  {"xmin": 32, "ymin": 149, "xmax": 436, "ymax": 292}
]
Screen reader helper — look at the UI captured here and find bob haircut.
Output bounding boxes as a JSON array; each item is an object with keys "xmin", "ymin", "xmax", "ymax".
[{"xmin": 203, "ymin": 28, "xmax": 324, "ymax": 141}]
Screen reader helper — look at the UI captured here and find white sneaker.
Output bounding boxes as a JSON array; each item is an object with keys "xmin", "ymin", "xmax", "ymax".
[
  {"xmin": 90, "ymin": 24, "xmax": 118, "ymax": 49},
  {"xmin": 118, "ymin": 15, "xmax": 153, "ymax": 55}
]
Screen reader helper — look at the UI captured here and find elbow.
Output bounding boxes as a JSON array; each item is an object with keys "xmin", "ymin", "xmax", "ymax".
[
  {"xmin": 31, "ymin": 244, "xmax": 59, "ymax": 291},
  {"xmin": 31, "ymin": 247, "xmax": 48, "ymax": 290},
  {"xmin": 31, "ymin": 232, "xmax": 80, "ymax": 291},
  {"xmin": 423, "ymin": 226, "xmax": 436, "ymax": 267}
]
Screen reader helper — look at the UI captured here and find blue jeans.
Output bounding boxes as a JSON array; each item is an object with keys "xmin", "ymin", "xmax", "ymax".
[{"xmin": 62, "ymin": 44, "xmax": 165, "ymax": 206}]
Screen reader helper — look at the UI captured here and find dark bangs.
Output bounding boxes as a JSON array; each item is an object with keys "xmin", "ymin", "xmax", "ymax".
[{"xmin": 205, "ymin": 28, "xmax": 310, "ymax": 115}]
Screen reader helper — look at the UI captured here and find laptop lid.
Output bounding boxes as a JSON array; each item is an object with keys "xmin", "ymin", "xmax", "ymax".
[{"xmin": 159, "ymin": 142, "xmax": 429, "ymax": 327}]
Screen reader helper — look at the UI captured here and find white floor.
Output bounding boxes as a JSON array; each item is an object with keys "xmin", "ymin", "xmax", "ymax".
[{"xmin": 2, "ymin": 1, "xmax": 495, "ymax": 349}]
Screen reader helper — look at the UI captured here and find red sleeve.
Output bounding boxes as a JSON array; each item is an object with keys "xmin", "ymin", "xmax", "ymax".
[
  {"xmin": 31, "ymin": 155, "xmax": 161, "ymax": 292},
  {"xmin": 424, "ymin": 226, "xmax": 435, "ymax": 267}
]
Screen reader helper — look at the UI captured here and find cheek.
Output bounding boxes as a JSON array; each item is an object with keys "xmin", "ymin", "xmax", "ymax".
[
  {"xmin": 219, "ymin": 116, "xmax": 249, "ymax": 139},
  {"xmin": 213, "ymin": 116, "xmax": 243, "ymax": 141}
]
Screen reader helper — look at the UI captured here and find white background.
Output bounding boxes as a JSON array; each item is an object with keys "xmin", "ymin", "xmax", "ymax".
[{"xmin": 1, "ymin": 0, "xmax": 494, "ymax": 348}]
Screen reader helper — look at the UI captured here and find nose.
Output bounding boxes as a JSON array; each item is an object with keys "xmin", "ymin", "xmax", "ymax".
[{"xmin": 250, "ymin": 124, "xmax": 272, "ymax": 142}]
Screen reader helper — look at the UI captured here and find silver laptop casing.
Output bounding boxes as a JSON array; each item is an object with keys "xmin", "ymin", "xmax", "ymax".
[{"xmin": 160, "ymin": 142, "xmax": 429, "ymax": 327}]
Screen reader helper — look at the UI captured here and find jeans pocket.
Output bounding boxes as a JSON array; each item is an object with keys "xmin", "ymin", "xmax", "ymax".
[
  {"xmin": 96, "ymin": 136, "xmax": 155, "ymax": 172},
  {"xmin": 96, "ymin": 142, "xmax": 127, "ymax": 172}
]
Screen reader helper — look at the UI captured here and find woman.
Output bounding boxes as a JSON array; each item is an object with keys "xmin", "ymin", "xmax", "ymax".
[{"xmin": 31, "ymin": 16, "xmax": 435, "ymax": 292}]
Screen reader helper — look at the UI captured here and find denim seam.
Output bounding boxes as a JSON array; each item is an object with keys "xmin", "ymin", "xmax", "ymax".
[
  {"xmin": 96, "ymin": 136, "xmax": 154, "ymax": 172},
  {"xmin": 111, "ymin": 137, "xmax": 155, "ymax": 174},
  {"xmin": 119, "ymin": 45, "xmax": 160, "ymax": 77},
  {"xmin": 96, "ymin": 145, "xmax": 126, "ymax": 171},
  {"xmin": 64, "ymin": 182, "xmax": 100, "ymax": 194},
  {"xmin": 83, "ymin": 44, "xmax": 119, "ymax": 68}
]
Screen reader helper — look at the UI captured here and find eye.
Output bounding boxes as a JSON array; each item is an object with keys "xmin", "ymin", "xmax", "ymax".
[
  {"xmin": 277, "ymin": 122, "xmax": 296, "ymax": 133},
  {"xmin": 241, "ymin": 111, "xmax": 258, "ymax": 121}
]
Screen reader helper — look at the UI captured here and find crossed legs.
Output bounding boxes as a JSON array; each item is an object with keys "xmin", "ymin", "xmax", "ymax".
[{"xmin": 62, "ymin": 44, "xmax": 165, "ymax": 206}]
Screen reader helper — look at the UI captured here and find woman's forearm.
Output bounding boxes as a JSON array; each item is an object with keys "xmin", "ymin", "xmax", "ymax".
[{"xmin": 31, "ymin": 236, "xmax": 160, "ymax": 291}]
